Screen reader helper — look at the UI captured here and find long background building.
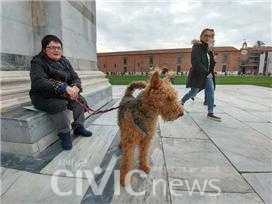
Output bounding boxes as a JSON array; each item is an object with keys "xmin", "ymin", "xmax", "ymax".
[{"xmin": 98, "ymin": 45, "xmax": 272, "ymax": 76}]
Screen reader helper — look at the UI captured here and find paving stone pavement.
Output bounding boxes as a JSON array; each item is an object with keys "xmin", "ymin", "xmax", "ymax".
[{"xmin": 1, "ymin": 85, "xmax": 271, "ymax": 204}]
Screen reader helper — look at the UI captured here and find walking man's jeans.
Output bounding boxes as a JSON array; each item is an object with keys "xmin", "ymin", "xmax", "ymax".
[
  {"xmin": 205, "ymin": 77, "xmax": 214, "ymax": 113},
  {"xmin": 181, "ymin": 76, "xmax": 214, "ymax": 113},
  {"xmin": 204, "ymin": 89, "xmax": 207, "ymax": 103},
  {"xmin": 181, "ymin": 87, "xmax": 199, "ymax": 103}
]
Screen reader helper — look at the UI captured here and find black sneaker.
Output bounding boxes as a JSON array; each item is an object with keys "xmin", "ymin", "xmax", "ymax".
[
  {"xmin": 203, "ymin": 101, "xmax": 216, "ymax": 107},
  {"xmin": 58, "ymin": 132, "xmax": 73, "ymax": 150},
  {"xmin": 74, "ymin": 125, "xmax": 93, "ymax": 137},
  {"xmin": 207, "ymin": 113, "xmax": 221, "ymax": 122}
]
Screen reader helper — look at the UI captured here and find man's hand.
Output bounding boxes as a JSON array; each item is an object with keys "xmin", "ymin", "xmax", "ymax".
[
  {"xmin": 66, "ymin": 86, "xmax": 80, "ymax": 100},
  {"xmin": 207, "ymin": 73, "xmax": 213, "ymax": 78}
]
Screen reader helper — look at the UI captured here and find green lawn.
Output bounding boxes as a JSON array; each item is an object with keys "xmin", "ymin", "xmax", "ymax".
[{"xmin": 106, "ymin": 75, "xmax": 272, "ymax": 88}]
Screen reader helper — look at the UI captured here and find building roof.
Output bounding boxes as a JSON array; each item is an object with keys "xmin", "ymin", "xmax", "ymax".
[
  {"xmin": 246, "ymin": 46, "xmax": 272, "ymax": 52},
  {"xmin": 97, "ymin": 46, "xmax": 240, "ymax": 56}
]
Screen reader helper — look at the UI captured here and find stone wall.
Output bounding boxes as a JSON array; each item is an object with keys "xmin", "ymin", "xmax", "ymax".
[{"xmin": 1, "ymin": 0, "xmax": 97, "ymax": 70}]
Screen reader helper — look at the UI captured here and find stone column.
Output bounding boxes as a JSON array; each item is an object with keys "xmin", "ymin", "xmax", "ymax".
[
  {"xmin": 31, "ymin": 1, "xmax": 63, "ymax": 55},
  {"xmin": 1, "ymin": 0, "xmax": 98, "ymax": 71}
]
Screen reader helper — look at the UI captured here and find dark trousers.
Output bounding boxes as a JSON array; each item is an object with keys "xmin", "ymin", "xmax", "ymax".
[{"xmin": 30, "ymin": 94, "xmax": 87, "ymax": 133}]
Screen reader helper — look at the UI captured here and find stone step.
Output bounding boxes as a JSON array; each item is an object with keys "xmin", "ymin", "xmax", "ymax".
[
  {"xmin": 0, "ymin": 96, "xmax": 30, "ymax": 112},
  {"xmin": 0, "ymin": 70, "xmax": 105, "ymax": 77},
  {"xmin": 1, "ymin": 84, "xmax": 112, "ymax": 156},
  {"xmin": 1, "ymin": 77, "xmax": 30, "ymax": 85},
  {"xmin": 0, "ymin": 71, "xmax": 107, "ymax": 87},
  {"xmin": 0, "ymin": 69, "xmax": 113, "ymax": 156},
  {"xmin": 82, "ymin": 78, "xmax": 111, "ymax": 91},
  {"xmin": 0, "ymin": 83, "xmax": 111, "ymax": 113},
  {"xmin": 1, "ymin": 86, "xmax": 31, "ymax": 96},
  {"xmin": 0, "ymin": 78, "xmax": 108, "ymax": 98},
  {"xmin": 0, "ymin": 75, "xmax": 108, "ymax": 88},
  {"xmin": 0, "ymin": 70, "xmax": 112, "ymax": 113},
  {"xmin": 40, "ymin": 124, "xmax": 118, "ymax": 178}
]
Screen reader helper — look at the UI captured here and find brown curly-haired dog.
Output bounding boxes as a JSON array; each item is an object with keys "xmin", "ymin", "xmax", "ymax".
[{"xmin": 118, "ymin": 70, "xmax": 184, "ymax": 186}]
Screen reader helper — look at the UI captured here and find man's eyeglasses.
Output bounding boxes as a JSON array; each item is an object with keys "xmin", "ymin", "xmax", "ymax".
[{"xmin": 46, "ymin": 46, "xmax": 63, "ymax": 51}]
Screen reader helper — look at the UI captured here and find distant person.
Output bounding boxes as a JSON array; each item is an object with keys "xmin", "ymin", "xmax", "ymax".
[
  {"xmin": 29, "ymin": 35, "xmax": 93, "ymax": 150},
  {"xmin": 181, "ymin": 28, "xmax": 221, "ymax": 121}
]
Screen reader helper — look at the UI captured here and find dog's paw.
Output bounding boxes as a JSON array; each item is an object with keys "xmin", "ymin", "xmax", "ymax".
[
  {"xmin": 120, "ymin": 178, "xmax": 125, "ymax": 187},
  {"xmin": 139, "ymin": 164, "xmax": 151, "ymax": 174},
  {"xmin": 120, "ymin": 177, "xmax": 131, "ymax": 187}
]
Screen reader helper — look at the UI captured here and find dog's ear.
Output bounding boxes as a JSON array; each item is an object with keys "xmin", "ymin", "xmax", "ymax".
[{"xmin": 150, "ymin": 70, "xmax": 160, "ymax": 89}]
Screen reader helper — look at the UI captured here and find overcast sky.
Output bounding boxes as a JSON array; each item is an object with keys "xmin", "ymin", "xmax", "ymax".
[{"xmin": 96, "ymin": 0, "xmax": 271, "ymax": 53}]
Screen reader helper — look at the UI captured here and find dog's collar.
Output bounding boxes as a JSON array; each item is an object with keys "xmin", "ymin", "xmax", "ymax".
[
  {"xmin": 131, "ymin": 111, "xmax": 148, "ymax": 135},
  {"xmin": 131, "ymin": 100, "xmax": 150, "ymax": 118},
  {"xmin": 131, "ymin": 100, "xmax": 150, "ymax": 135}
]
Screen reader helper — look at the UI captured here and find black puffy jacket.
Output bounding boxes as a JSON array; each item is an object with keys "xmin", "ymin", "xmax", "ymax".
[
  {"xmin": 29, "ymin": 51, "xmax": 82, "ymax": 97},
  {"xmin": 186, "ymin": 40, "xmax": 215, "ymax": 89}
]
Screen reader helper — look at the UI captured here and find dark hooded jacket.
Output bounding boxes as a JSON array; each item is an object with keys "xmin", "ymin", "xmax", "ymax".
[
  {"xmin": 186, "ymin": 40, "xmax": 215, "ymax": 89},
  {"xmin": 29, "ymin": 51, "xmax": 86, "ymax": 114}
]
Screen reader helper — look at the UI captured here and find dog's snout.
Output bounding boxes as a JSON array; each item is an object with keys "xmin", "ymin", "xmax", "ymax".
[{"xmin": 179, "ymin": 111, "xmax": 184, "ymax": 117}]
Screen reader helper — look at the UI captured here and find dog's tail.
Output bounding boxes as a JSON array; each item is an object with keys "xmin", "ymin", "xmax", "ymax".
[{"xmin": 124, "ymin": 81, "xmax": 146, "ymax": 97}]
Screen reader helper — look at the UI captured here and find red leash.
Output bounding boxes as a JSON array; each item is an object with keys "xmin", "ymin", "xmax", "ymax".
[{"xmin": 75, "ymin": 98, "xmax": 119, "ymax": 116}]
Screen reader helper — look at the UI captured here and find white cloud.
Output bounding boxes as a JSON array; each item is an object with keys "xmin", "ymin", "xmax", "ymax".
[
  {"xmin": 169, "ymin": 2, "xmax": 201, "ymax": 14},
  {"xmin": 96, "ymin": 0, "xmax": 272, "ymax": 52}
]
